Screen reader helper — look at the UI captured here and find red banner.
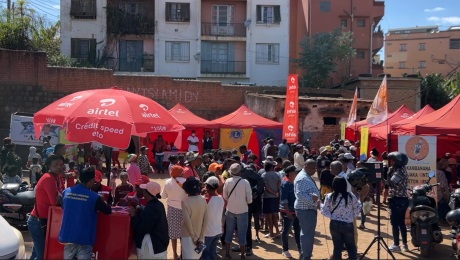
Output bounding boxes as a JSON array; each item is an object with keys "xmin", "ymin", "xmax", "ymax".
[{"xmin": 282, "ymin": 75, "xmax": 299, "ymax": 143}]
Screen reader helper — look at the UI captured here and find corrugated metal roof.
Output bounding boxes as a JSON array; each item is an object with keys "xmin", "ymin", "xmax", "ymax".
[{"xmin": 246, "ymin": 93, "xmax": 374, "ymax": 103}]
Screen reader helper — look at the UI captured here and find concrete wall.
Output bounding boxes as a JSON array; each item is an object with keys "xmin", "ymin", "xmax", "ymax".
[
  {"xmin": 248, "ymin": 0, "xmax": 290, "ymax": 86},
  {"xmin": 60, "ymin": 0, "xmax": 107, "ymax": 60}
]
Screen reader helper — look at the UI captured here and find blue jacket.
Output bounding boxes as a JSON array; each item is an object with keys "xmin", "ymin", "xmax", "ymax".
[
  {"xmin": 59, "ymin": 184, "xmax": 99, "ymax": 245},
  {"xmin": 280, "ymin": 179, "xmax": 296, "ymax": 212}
]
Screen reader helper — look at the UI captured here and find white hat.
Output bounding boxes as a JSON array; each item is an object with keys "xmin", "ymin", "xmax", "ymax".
[
  {"xmin": 319, "ymin": 146, "xmax": 327, "ymax": 154},
  {"xmin": 344, "ymin": 140, "xmax": 352, "ymax": 146},
  {"xmin": 344, "ymin": 153, "xmax": 355, "ymax": 160},
  {"xmin": 139, "ymin": 181, "xmax": 161, "ymax": 196},
  {"xmin": 262, "ymin": 156, "xmax": 277, "ymax": 165},
  {"xmin": 204, "ymin": 176, "xmax": 220, "ymax": 187}
]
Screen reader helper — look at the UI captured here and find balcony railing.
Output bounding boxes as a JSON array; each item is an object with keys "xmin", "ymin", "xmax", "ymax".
[
  {"xmin": 201, "ymin": 23, "xmax": 246, "ymax": 37},
  {"xmin": 70, "ymin": 0, "xmax": 96, "ymax": 18},
  {"xmin": 103, "ymin": 56, "xmax": 154, "ymax": 72},
  {"xmin": 201, "ymin": 60, "xmax": 246, "ymax": 74},
  {"xmin": 107, "ymin": 8, "xmax": 154, "ymax": 35}
]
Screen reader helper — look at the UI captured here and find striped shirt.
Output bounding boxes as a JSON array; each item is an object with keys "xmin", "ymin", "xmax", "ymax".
[{"xmin": 294, "ymin": 170, "xmax": 320, "ymax": 211}]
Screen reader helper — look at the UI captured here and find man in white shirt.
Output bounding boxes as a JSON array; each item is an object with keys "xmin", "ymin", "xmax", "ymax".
[
  {"xmin": 187, "ymin": 130, "xmax": 199, "ymax": 152},
  {"xmin": 223, "ymin": 163, "xmax": 252, "ymax": 259}
]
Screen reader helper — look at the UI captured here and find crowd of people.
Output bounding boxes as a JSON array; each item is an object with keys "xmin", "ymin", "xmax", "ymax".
[{"xmin": 3, "ymin": 132, "xmax": 457, "ymax": 260}]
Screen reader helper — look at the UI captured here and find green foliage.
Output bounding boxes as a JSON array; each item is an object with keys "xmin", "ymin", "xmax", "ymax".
[
  {"xmin": 0, "ymin": 1, "xmax": 71, "ymax": 67},
  {"xmin": 292, "ymin": 27, "xmax": 356, "ymax": 88},
  {"xmin": 418, "ymin": 72, "xmax": 456, "ymax": 110}
]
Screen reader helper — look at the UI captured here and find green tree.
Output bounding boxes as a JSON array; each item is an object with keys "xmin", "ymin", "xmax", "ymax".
[
  {"xmin": 419, "ymin": 72, "xmax": 452, "ymax": 110},
  {"xmin": 442, "ymin": 72, "xmax": 460, "ymax": 99},
  {"xmin": 0, "ymin": 0, "xmax": 71, "ymax": 66},
  {"xmin": 292, "ymin": 27, "xmax": 356, "ymax": 88}
]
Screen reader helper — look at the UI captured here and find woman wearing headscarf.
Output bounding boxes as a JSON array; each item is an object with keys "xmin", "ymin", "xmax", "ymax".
[
  {"xmin": 27, "ymin": 146, "xmax": 42, "ymax": 167},
  {"xmin": 127, "ymin": 154, "xmax": 141, "ymax": 185},
  {"xmin": 161, "ymin": 165, "xmax": 187, "ymax": 260}
]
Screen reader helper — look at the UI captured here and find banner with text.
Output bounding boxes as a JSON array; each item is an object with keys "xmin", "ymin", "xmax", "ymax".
[
  {"xmin": 282, "ymin": 75, "xmax": 299, "ymax": 143},
  {"xmin": 220, "ymin": 128, "xmax": 253, "ymax": 151},
  {"xmin": 398, "ymin": 136, "xmax": 437, "ymax": 199},
  {"xmin": 10, "ymin": 115, "xmax": 60, "ymax": 146},
  {"xmin": 341, "ymin": 123, "xmax": 346, "ymax": 140},
  {"xmin": 360, "ymin": 127, "xmax": 369, "ymax": 160}
]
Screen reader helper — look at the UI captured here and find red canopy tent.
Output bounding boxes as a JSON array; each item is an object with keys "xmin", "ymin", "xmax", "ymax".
[
  {"xmin": 169, "ymin": 103, "xmax": 219, "ymax": 129},
  {"xmin": 369, "ymin": 105, "xmax": 414, "ymax": 141},
  {"xmin": 391, "ymin": 105, "xmax": 435, "ymax": 133},
  {"xmin": 213, "ymin": 105, "xmax": 283, "ymax": 129},
  {"xmin": 345, "ymin": 107, "xmax": 393, "ymax": 142}
]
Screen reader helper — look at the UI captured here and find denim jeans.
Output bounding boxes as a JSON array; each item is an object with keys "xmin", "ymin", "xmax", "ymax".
[
  {"xmin": 225, "ymin": 211, "xmax": 249, "ymax": 246},
  {"xmin": 155, "ymin": 154, "xmax": 164, "ymax": 172},
  {"xmin": 389, "ymin": 198, "xmax": 409, "ymax": 245},
  {"xmin": 28, "ymin": 216, "xmax": 46, "ymax": 260},
  {"xmin": 330, "ymin": 220, "xmax": 356, "ymax": 260},
  {"xmin": 64, "ymin": 244, "xmax": 93, "ymax": 259},
  {"xmin": 295, "ymin": 209, "xmax": 317, "ymax": 260},
  {"xmin": 202, "ymin": 234, "xmax": 221, "ymax": 259},
  {"xmin": 281, "ymin": 212, "xmax": 301, "ymax": 252}
]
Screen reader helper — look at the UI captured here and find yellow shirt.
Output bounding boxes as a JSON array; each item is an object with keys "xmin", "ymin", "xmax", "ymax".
[{"xmin": 222, "ymin": 170, "xmax": 229, "ymax": 180}]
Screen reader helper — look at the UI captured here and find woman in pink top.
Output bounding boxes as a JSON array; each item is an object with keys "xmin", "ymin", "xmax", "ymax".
[{"xmin": 127, "ymin": 154, "xmax": 141, "ymax": 185}]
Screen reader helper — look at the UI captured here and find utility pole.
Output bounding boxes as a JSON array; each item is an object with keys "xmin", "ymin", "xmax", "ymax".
[
  {"xmin": 343, "ymin": 0, "xmax": 356, "ymax": 79},
  {"xmin": 7, "ymin": 0, "xmax": 11, "ymax": 22}
]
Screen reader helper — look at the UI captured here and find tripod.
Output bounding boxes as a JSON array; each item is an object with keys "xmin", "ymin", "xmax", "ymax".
[{"xmin": 359, "ymin": 179, "xmax": 396, "ymax": 260}]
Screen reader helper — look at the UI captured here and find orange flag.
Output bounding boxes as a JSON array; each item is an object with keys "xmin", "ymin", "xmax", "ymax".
[
  {"xmin": 367, "ymin": 75, "xmax": 388, "ymax": 125},
  {"xmin": 282, "ymin": 75, "xmax": 299, "ymax": 143},
  {"xmin": 347, "ymin": 87, "xmax": 358, "ymax": 127}
]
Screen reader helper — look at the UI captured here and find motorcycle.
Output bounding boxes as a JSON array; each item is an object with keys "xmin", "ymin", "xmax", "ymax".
[
  {"xmin": 0, "ymin": 183, "xmax": 35, "ymax": 227},
  {"xmin": 408, "ymin": 170, "xmax": 443, "ymax": 257},
  {"xmin": 446, "ymin": 185, "xmax": 460, "ymax": 259}
]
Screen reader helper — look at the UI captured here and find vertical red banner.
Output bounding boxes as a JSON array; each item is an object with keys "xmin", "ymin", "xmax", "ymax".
[{"xmin": 282, "ymin": 75, "xmax": 299, "ymax": 143}]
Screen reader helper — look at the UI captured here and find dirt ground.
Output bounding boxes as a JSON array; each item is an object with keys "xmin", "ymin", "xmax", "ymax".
[{"xmin": 20, "ymin": 172, "xmax": 456, "ymax": 260}]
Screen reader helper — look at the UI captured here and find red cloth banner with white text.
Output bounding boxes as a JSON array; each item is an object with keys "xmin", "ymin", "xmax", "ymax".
[{"xmin": 282, "ymin": 75, "xmax": 299, "ymax": 143}]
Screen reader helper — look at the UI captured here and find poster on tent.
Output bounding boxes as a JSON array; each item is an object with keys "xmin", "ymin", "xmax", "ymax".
[
  {"xmin": 360, "ymin": 127, "xmax": 369, "ymax": 160},
  {"xmin": 220, "ymin": 128, "xmax": 253, "ymax": 151},
  {"xmin": 255, "ymin": 129, "xmax": 283, "ymax": 156},
  {"xmin": 398, "ymin": 136, "xmax": 437, "ymax": 200},
  {"xmin": 10, "ymin": 114, "xmax": 60, "ymax": 146}
]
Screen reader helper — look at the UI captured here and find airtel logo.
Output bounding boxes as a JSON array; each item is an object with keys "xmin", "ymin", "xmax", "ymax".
[
  {"xmin": 290, "ymin": 77, "xmax": 296, "ymax": 84},
  {"xmin": 70, "ymin": 96, "xmax": 83, "ymax": 101},
  {"xmin": 243, "ymin": 111, "xmax": 251, "ymax": 116},
  {"xmin": 401, "ymin": 113, "xmax": 409, "ymax": 118},
  {"xmin": 176, "ymin": 109, "xmax": 186, "ymax": 114},
  {"xmin": 100, "ymin": 99, "xmax": 116, "ymax": 107},
  {"xmin": 289, "ymin": 101, "xmax": 295, "ymax": 108},
  {"xmin": 139, "ymin": 104, "xmax": 149, "ymax": 111},
  {"xmin": 288, "ymin": 125, "xmax": 294, "ymax": 131}
]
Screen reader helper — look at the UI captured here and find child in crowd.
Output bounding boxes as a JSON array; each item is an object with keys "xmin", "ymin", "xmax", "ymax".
[
  {"xmin": 29, "ymin": 157, "xmax": 42, "ymax": 185},
  {"xmin": 66, "ymin": 161, "xmax": 78, "ymax": 188},
  {"xmin": 2, "ymin": 165, "xmax": 22, "ymax": 184},
  {"xmin": 168, "ymin": 155, "xmax": 179, "ymax": 173},
  {"xmin": 170, "ymin": 142, "xmax": 178, "ymax": 152},
  {"xmin": 110, "ymin": 167, "xmax": 119, "ymax": 195},
  {"xmin": 113, "ymin": 171, "xmax": 134, "ymax": 205}
]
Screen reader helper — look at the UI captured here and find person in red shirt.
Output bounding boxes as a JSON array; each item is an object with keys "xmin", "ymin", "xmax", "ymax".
[
  {"xmin": 91, "ymin": 170, "xmax": 113, "ymax": 205},
  {"xmin": 113, "ymin": 171, "xmax": 134, "ymax": 205},
  {"xmin": 66, "ymin": 161, "xmax": 78, "ymax": 188},
  {"xmin": 89, "ymin": 151, "xmax": 99, "ymax": 168},
  {"xmin": 122, "ymin": 175, "xmax": 150, "ymax": 207}
]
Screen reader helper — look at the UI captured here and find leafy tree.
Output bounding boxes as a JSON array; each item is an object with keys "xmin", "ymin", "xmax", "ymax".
[
  {"xmin": 419, "ymin": 72, "xmax": 452, "ymax": 110},
  {"xmin": 291, "ymin": 27, "xmax": 356, "ymax": 88},
  {"xmin": 0, "ymin": 0, "xmax": 71, "ymax": 66}
]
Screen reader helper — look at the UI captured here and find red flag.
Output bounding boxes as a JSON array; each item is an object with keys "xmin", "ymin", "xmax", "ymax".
[{"xmin": 282, "ymin": 75, "xmax": 299, "ymax": 143}]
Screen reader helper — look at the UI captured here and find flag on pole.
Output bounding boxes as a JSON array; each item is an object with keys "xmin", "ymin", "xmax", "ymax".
[
  {"xmin": 346, "ymin": 87, "xmax": 358, "ymax": 127},
  {"xmin": 282, "ymin": 75, "xmax": 299, "ymax": 143},
  {"xmin": 366, "ymin": 75, "xmax": 388, "ymax": 125}
]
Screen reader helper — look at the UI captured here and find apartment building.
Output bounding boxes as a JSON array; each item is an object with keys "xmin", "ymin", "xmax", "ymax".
[
  {"xmin": 60, "ymin": 0, "xmax": 290, "ymax": 86},
  {"xmin": 289, "ymin": 0, "xmax": 385, "ymax": 85},
  {"xmin": 385, "ymin": 26, "xmax": 460, "ymax": 77}
]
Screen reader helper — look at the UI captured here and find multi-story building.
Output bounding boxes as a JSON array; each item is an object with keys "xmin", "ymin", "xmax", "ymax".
[
  {"xmin": 60, "ymin": 0, "xmax": 290, "ymax": 86},
  {"xmin": 289, "ymin": 0, "xmax": 385, "ymax": 85},
  {"xmin": 385, "ymin": 26, "xmax": 460, "ymax": 77}
]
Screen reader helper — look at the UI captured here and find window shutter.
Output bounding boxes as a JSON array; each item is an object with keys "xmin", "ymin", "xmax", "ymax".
[
  {"xmin": 70, "ymin": 0, "xmax": 80, "ymax": 16},
  {"xmin": 165, "ymin": 3, "xmax": 171, "ymax": 21},
  {"xmin": 182, "ymin": 3, "xmax": 190, "ymax": 22},
  {"xmin": 201, "ymin": 41, "xmax": 212, "ymax": 72},
  {"xmin": 181, "ymin": 42, "xmax": 190, "ymax": 61},
  {"xmin": 89, "ymin": 39, "xmax": 96, "ymax": 63},
  {"xmin": 256, "ymin": 6, "xmax": 261, "ymax": 22},
  {"xmin": 274, "ymin": 44, "xmax": 279, "ymax": 63},
  {"xmin": 228, "ymin": 42, "xmax": 235, "ymax": 73},
  {"xmin": 71, "ymin": 39, "xmax": 79, "ymax": 58},
  {"xmin": 274, "ymin": 6, "xmax": 281, "ymax": 23},
  {"xmin": 165, "ymin": 42, "xmax": 172, "ymax": 60}
]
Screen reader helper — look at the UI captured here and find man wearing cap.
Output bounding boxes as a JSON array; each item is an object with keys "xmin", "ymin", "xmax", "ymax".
[
  {"xmin": 130, "ymin": 181, "xmax": 169, "ymax": 259},
  {"xmin": 266, "ymin": 139, "xmax": 278, "ymax": 159},
  {"xmin": 127, "ymin": 154, "xmax": 141, "ymax": 185},
  {"xmin": 123, "ymin": 175, "xmax": 150, "ymax": 207},
  {"xmin": 91, "ymin": 170, "xmax": 113, "ymax": 205},
  {"xmin": 183, "ymin": 151, "xmax": 201, "ymax": 180},
  {"xmin": 59, "ymin": 167, "xmax": 112, "ymax": 259},
  {"xmin": 294, "ymin": 159, "xmax": 320, "ymax": 260},
  {"xmin": 330, "ymin": 134, "xmax": 340, "ymax": 147},
  {"xmin": 316, "ymin": 147, "xmax": 329, "ymax": 177},
  {"xmin": 138, "ymin": 146, "xmax": 151, "ymax": 176},
  {"xmin": 223, "ymin": 163, "xmax": 253, "ymax": 259}
]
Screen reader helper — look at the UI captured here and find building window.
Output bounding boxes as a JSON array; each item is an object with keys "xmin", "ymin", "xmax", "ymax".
[
  {"xmin": 256, "ymin": 5, "xmax": 281, "ymax": 24},
  {"xmin": 356, "ymin": 51, "xmax": 364, "ymax": 59},
  {"xmin": 450, "ymin": 39, "xmax": 460, "ymax": 49},
  {"xmin": 404, "ymin": 30, "xmax": 410, "ymax": 33},
  {"xmin": 165, "ymin": 3, "xmax": 190, "ymax": 22},
  {"xmin": 165, "ymin": 41, "xmax": 190, "ymax": 61},
  {"xmin": 70, "ymin": 0, "xmax": 96, "ymax": 19},
  {"xmin": 319, "ymin": 1, "xmax": 331, "ymax": 12},
  {"xmin": 256, "ymin": 44, "xmax": 280, "ymax": 63},
  {"xmin": 419, "ymin": 61, "xmax": 426, "ymax": 68},
  {"xmin": 119, "ymin": 2, "xmax": 143, "ymax": 15},
  {"xmin": 387, "ymin": 42, "xmax": 392, "ymax": 46},
  {"xmin": 419, "ymin": 44, "xmax": 425, "ymax": 50},
  {"xmin": 399, "ymin": 62, "xmax": 406, "ymax": 69},
  {"xmin": 387, "ymin": 54, "xmax": 392, "ymax": 57},
  {"xmin": 386, "ymin": 66, "xmax": 394, "ymax": 69},
  {"xmin": 357, "ymin": 19, "xmax": 365, "ymax": 27},
  {"xmin": 323, "ymin": 117, "xmax": 337, "ymax": 125},
  {"xmin": 341, "ymin": 19, "xmax": 347, "ymax": 27},
  {"xmin": 71, "ymin": 38, "xmax": 96, "ymax": 60},
  {"xmin": 400, "ymin": 45, "xmax": 407, "ymax": 51}
]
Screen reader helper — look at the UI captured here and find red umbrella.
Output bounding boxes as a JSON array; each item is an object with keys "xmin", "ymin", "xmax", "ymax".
[{"xmin": 33, "ymin": 88, "xmax": 184, "ymax": 148}]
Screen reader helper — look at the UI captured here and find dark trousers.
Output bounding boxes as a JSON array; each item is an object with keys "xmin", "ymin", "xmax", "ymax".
[
  {"xmin": 281, "ymin": 212, "xmax": 301, "ymax": 252},
  {"xmin": 330, "ymin": 220, "xmax": 356, "ymax": 260},
  {"xmin": 360, "ymin": 208, "xmax": 366, "ymax": 226},
  {"xmin": 246, "ymin": 197, "xmax": 262, "ymax": 249},
  {"xmin": 389, "ymin": 197, "xmax": 409, "ymax": 245}
]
